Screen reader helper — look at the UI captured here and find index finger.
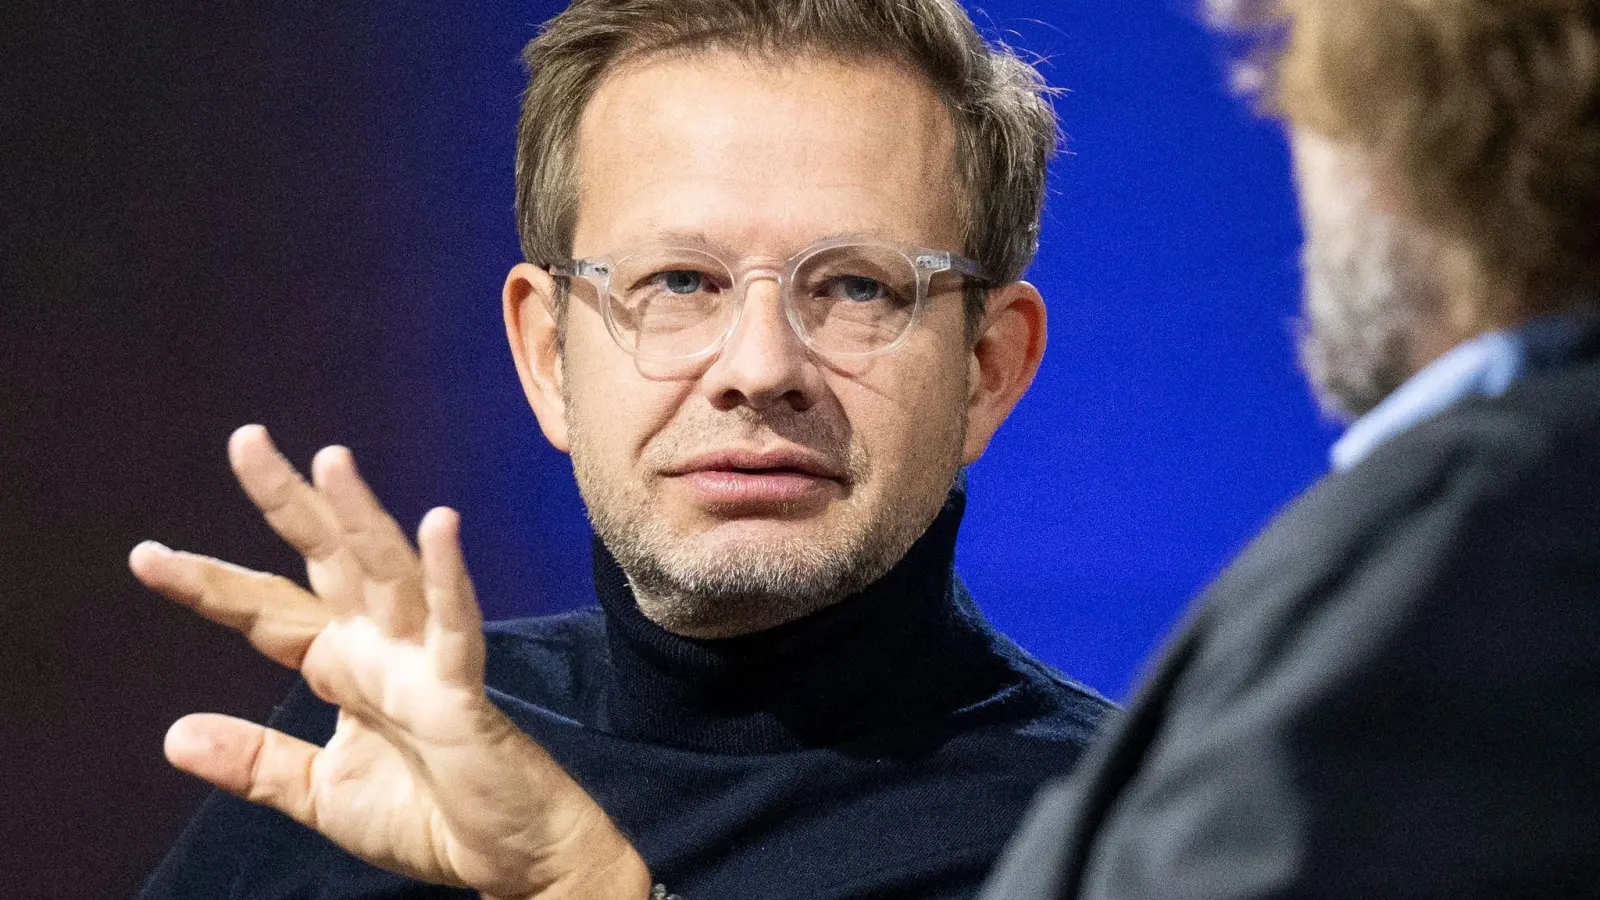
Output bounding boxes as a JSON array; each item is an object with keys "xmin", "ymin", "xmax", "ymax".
[{"xmin": 129, "ymin": 541, "xmax": 331, "ymax": 669}]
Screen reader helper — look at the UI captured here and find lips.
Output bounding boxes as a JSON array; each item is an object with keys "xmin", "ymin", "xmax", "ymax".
[
  {"xmin": 666, "ymin": 448, "xmax": 842, "ymax": 480},
  {"xmin": 664, "ymin": 448, "xmax": 845, "ymax": 510}
]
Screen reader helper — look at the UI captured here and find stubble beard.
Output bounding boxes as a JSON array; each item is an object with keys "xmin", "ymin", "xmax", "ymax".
[
  {"xmin": 565, "ymin": 386, "xmax": 964, "ymax": 638},
  {"xmin": 1297, "ymin": 189, "xmax": 1429, "ymax": 421}
]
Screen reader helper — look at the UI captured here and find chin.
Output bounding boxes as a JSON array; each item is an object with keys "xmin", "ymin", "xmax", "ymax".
[
  {"xmin": 672, "ymin": 506, "xmax": 869, "ymax": 562},
  {"xmin": 693, "ymin": 512, "xmax": 834, "ymax": 538}
]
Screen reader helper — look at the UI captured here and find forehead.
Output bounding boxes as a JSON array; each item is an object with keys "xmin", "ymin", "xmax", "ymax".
[{"xmin": 572, "ymin": 50, "xmax": 962, "ymax": 257}]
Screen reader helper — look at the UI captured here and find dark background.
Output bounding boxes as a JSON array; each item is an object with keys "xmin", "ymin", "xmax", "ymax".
[{"xmin": 2, "ymin": 1, "xmax": 1328, "ymax": 897}]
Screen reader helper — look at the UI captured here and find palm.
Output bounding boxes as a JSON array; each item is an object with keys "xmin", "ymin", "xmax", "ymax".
[
  {"xmin": 130, "ymin": 426, "xmax": 647, "ymax": 900},
  {"xmin": 299, "ymin": 633, "xmax": 481, "ymax": 883},
  {"xmin": 312, "ymin": 711, "xmax": 442, "ymax": 870},
  {"xmin": 295, "ymin": 625, "xmax": 562, "ymax": 890}
]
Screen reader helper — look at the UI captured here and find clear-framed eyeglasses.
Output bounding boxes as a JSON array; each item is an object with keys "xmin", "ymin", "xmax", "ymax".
[{"xmin": 547, "ymin": 236, "xmax": 988, "ymax": 363}]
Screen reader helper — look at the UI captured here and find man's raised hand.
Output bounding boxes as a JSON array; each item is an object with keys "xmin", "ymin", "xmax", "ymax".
[{"xmin": 129, "ymin": 425, "xmax": 650, "ymax": 900}]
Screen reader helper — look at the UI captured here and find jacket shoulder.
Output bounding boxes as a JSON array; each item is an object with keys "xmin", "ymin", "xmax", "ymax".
[{"xmin": 1206, "ymin": 356, "xmax": 1600, "ymax": 625}]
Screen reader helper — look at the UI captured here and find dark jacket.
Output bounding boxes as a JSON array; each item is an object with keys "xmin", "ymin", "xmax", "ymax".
[{"xmin": 983, "ymin": 350, "xmax": 1600, "ymax": 898}]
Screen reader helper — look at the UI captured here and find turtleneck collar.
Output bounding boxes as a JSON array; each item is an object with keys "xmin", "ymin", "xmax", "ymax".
[{"xmin": 590, "ymin": 478, "xmax": 1017, "ymax": 753}]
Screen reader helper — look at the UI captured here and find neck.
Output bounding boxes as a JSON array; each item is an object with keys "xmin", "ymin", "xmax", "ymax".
[
  {"xmin": 1405, "ymin": 293, "xmax": 1579, "ymax": 385},
  {"xmin": 633, "ymin": 590, "xmax": 844, "ymax": 640},
  {"xmin": 1398, "ymin": 233, "xmax": 1583, "ymax": 380}
]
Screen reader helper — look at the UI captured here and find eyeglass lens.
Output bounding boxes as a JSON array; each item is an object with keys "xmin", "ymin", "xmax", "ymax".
[{"xmin": 601, "ymin": 244, "xmax": 921, "ymax": 360}]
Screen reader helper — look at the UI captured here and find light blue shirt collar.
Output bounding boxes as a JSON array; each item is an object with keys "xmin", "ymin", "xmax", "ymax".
[{"xmin": 1331, "ymin": 314, "xmax": 1594, "ymax": 472}]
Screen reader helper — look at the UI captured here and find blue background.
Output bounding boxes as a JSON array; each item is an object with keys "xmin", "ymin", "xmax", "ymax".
[{"xmin": 395, "ymin": 0, "xmax": 1336, "ymax": 698}]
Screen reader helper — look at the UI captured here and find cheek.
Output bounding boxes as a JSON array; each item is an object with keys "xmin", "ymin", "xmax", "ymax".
[
  {"xmin": 562, "ymin": 323, "xmax": 687, "ymax": 461},
  {"xmin": 837, "ymin": 350, "xmax": 970, "ymax": 477}
]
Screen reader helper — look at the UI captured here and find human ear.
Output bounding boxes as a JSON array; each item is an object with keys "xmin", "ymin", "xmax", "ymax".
[
  {"xmin": 961, "ymin": 281, "xmax": 1047, "ymax": 465},
  {"xmin": 503, "ymin": 262, "xmax": 570, "ymax": 453}
]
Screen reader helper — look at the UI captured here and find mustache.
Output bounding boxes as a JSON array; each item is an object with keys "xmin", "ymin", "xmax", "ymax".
[{"xmin": 642, "ymin": 406, "xmax": 859, "ymax": 477}]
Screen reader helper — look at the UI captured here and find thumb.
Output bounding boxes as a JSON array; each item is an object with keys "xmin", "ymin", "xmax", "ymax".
[{"xmin": 165, "ymin": 713, "xmax": 321, "ymax": 828}]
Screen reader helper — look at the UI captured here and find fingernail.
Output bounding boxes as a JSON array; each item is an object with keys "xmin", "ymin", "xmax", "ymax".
[{"xmin": 134, "ymin": 540, "xmax": 173, "ymax": 557}]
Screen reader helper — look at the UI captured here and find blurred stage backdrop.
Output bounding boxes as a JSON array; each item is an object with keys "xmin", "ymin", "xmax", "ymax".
[{"xmin": 1, "ymin": 1, "xmax": 1330, "ymax": 896}]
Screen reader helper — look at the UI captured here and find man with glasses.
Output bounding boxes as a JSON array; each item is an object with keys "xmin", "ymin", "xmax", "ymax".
[{"xmin": 133, "ymin": 1, "xmax": 1111, "ymax": 898}]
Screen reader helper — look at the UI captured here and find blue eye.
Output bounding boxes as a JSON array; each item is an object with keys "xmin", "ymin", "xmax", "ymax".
[
  {"xmin": 660, "ymin": 271, "xmax": 704, "ymax": 295},
  {"xmin": 839, "ymin": 276, "xmax": 885, "ymax": 303}
]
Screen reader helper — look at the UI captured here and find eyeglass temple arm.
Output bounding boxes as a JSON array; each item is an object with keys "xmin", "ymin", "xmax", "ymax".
[
  {"xmin": 546, "ymin": 260, "xmax": 611, "ymax": 278},
  {"xmin": 916, "ymin": 251, "xmax": 989, "ymax": 283}
]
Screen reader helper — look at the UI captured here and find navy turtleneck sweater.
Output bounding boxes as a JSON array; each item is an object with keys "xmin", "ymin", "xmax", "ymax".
[{"xmin": 143, "ymin": 487, "xmax": 1113, "ymax": 899}]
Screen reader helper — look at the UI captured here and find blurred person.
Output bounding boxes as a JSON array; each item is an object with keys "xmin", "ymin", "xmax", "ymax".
[
  {"xmin": 131, "ymin": 1, "xmax": 1113, "ymax": 899},
  {"xmin": 981, "ymin": 1, "xmax": 1600, "ymax": 896}
]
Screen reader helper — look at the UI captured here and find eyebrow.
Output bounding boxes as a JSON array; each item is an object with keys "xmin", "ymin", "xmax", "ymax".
[
  {"xmin": 620, "ymin": 228, "xmax": 913, "ymax": 254},
  {"xmin": 631, "ymin": 230, "xmax": 721, "ymax": 251}
]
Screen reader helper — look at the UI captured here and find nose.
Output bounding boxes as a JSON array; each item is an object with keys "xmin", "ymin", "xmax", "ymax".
[{"xmin": 698, "ymin": 274, "xmax": 817, "ymax": 412}]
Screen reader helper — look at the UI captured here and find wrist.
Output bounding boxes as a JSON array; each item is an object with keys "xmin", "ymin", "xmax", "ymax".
[{"xmin": 483, "ymin": 826, "xmax": 652, "ymax": 900}]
